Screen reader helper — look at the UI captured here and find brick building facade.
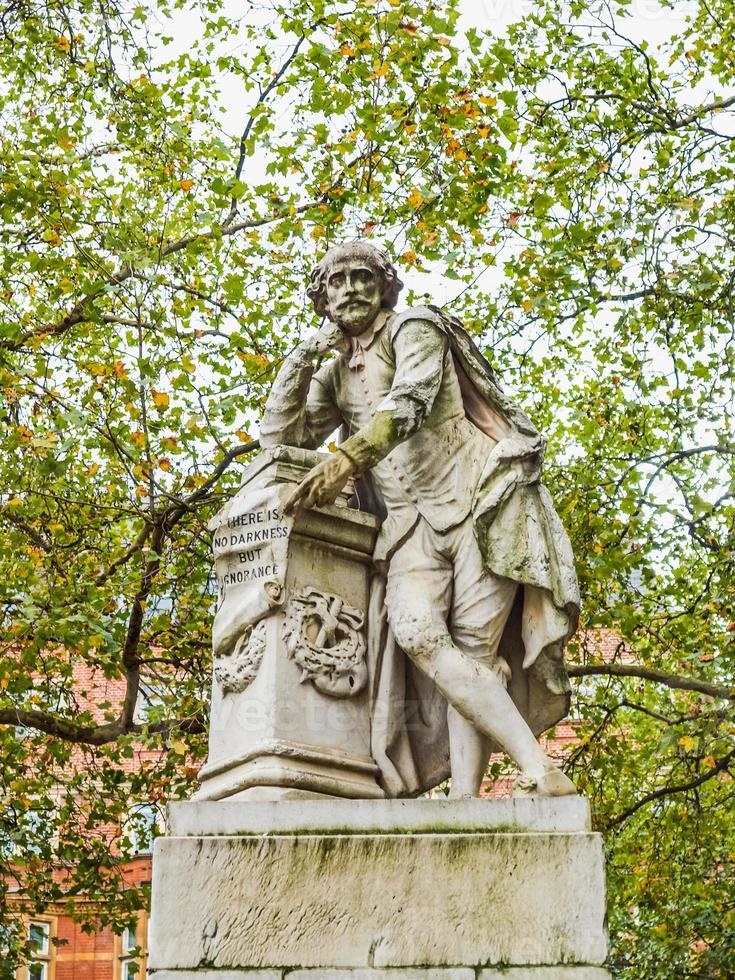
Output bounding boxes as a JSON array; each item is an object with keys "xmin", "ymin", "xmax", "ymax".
[{"xmin": 12, "ymin": 858, "xmax": 150, "ymax": 980}]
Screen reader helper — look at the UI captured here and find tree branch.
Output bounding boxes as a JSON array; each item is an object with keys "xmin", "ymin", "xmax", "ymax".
[
  {"xmin": 227, "ymin": 33, "xmax": 307, "ymax": 223},
  {"xmin": 568, "ymin": 663, "xmax": 733, "ymax": 700},
  {"xmin": 0, "ymin": 706, "xmax": 206, "ymax": 744},
  {"xmin": 159, "ymin": 439, "xmax": 260, "ymax": 530},
  {"xmin": 607, "ymin": 748, "xmax": 735, "ymax": 828},
  {"xmin": 94, "ymin": 522, "xmax": 153, "ymax": 586},
  {"xmin": 117, "ymin": 524, "xmax": 164, "ymax": 728},
  {"xmin": 0, "ymin": 206, "xmax": 316, "ymax": 352},
  {"xmin": 1, "ymin": 439, "xmax": 261, "ymax": 745}
]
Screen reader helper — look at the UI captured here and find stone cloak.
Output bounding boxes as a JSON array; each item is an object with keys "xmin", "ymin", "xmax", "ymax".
[{"xmin": 366, "ymin": 306, "xmax": 580, "ymax": 798}]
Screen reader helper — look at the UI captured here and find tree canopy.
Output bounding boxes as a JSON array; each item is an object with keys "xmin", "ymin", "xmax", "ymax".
[{"xmin": 1, "ymin": 0, "xmax": 733, "ymax": 975}]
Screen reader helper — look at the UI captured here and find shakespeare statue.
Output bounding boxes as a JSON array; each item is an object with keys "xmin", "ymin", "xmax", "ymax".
[{"xmin": 260, "ymin": 241, "xmax": 580, "ymax": 799}]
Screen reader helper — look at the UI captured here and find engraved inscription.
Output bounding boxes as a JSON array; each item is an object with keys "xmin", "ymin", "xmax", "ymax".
[{"xmin": 213, "ymin": 504, "xmax": 289, "ymax": 596}]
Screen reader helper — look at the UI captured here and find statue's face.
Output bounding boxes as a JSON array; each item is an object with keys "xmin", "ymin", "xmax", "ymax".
[{"xmin": 324, "ymin": 258, "xmax": 383, "ymax": 336}]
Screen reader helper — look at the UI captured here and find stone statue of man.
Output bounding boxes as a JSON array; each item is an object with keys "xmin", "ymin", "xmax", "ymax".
[{"xmin": 260, "ymin": 241, "xmax": 580, "ymax": 798}]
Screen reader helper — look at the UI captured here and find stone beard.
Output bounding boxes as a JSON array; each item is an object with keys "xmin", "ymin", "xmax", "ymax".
[{"xmin": 260, "ymin": 241, "xmax": 580, "ymax": 799}]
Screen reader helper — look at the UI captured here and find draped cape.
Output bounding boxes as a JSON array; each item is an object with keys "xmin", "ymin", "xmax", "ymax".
[{"xmin": 364, "ymin": 306, "xmax": 580, "ymax": 797}]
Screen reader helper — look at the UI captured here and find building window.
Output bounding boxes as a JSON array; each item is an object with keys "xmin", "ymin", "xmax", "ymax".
[
  {"xmin": 119, "ymin": 925, "xmax": 141, "ymax": 979},
  {"xmin": 27, "ymin": 920, "xmax": 51, "ymax": 980},
  {"xmin": 123, "ymin": 802, "xmax": 165, "ymax": 855},
  {"xmin": 113, "ymin": 918, "xmax": 148, "ymax": 978}
]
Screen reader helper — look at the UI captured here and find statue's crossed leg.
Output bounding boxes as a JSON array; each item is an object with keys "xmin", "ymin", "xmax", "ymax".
[{"xmin": 385, "ymin": 515, "xmax": 576, "ymax": 798}]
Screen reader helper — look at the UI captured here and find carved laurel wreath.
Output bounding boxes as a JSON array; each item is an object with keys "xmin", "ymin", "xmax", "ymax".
[
  {"xmin": 213, "ymin": 619, "xmax": 268, "ymax": 694},
  {"xmin": 282, "ymin": 587, "xmax": 367, "ymax": 698}
]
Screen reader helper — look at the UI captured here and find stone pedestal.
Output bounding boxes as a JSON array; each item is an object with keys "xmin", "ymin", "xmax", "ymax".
[
  {"xmin": 199, "ymin": 447, "xmax": 382, "ymax": 802},
  {"xmin": 148, "ymin": 799, "xmax": 611, "ymax": 979}
]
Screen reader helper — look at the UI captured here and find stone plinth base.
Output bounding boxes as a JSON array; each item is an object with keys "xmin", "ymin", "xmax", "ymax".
[
  {"xmin": 150, "ymin": 972, "xmax": 610, "ymax": 979},
  {"xmin": 148, "ymin": 799, "xmax": 610, "ymax": 979}
]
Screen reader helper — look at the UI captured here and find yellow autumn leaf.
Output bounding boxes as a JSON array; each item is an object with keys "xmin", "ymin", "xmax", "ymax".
[
  {"xmin": 408, "ymin": 188, "xmax": 423, "ymax": 209},
  {"xmin": 179, "ymin": 179, "xmax": 194, "ymax": 192},
  {"xmin": 402, "ymin": 250, "xmax": 417, "ymax": 265},
  {"xmin": 152, "ymin": 390, "xmax": 170, "ymax": 409},
  {"xmin": 339, "ymin": 43, "xmax": 356, "ymax": 57},
  {"xmin": 678, "ymin": 736, "xmax": 697, "ymax": 751},
  {"xmin": 159, "ymin": 458, "xmax": 172, "ymax": 472},
  {"xmin": 237, "ymin": 351, "xmax": 268, "ymax": 371},
  {"xmin": 236, "ymin": 430, "xmax": 253, "ymax": 443},
  {"xmin": 372, "ymin": 61, "xmax": 389, "ymax": 77}
]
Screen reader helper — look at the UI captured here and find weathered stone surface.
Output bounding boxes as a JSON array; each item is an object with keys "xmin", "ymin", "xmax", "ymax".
[
  {"xmin": 287, "ymin": 971, "xmax": 475, "ymax": 979},
  {"xmin": 148, "ymin": 831, "xmax": 607, "ymax": 971},
  {"xmin": 150, "ymin": 973, "xmax": 282, "ymax": 979},
  {"xmin": 199, "ymin": 447, "xmax": 382, "ymax": 803},
  {"xmin": 478, "ymin": 970, "xmax": 611, "ymax": 979},
  {"xmin": 149, "ymin": 970, "xmax": 611, "ymax": 979},
  {"xmin": 167, "ymin": 796, "xmax": 591, "ymax": 837}
]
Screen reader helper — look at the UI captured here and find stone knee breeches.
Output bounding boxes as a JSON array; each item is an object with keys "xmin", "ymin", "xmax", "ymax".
[{"xmin": 384, "ymin": 515, "xmax": 517, "ymax": 678}]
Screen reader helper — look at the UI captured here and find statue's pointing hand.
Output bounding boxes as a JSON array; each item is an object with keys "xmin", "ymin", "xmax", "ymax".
[{"xmin": 283, "ymin": 450, "xmax": 357, "ymax": 515}]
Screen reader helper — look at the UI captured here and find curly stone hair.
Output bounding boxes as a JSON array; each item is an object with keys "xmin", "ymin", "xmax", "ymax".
[{"xmin": 307, "ymin": 241, "xmax": 404, "ymax": 317}]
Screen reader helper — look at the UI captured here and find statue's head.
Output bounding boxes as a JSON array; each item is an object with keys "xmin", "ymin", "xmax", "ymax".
[{"xmin": 307, "ymin": 241, "xmax": 404, "ymax": 336}]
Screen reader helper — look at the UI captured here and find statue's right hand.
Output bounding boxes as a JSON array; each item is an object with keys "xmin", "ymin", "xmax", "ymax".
[{"xmin": 302, "ymin": 323, "xmax": 347, "ymax": 358}]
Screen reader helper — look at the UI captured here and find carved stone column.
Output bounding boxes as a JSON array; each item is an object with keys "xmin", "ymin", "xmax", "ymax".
[{"xmin": 196, "ymin": 445, "xmax": 384, "ymax": 801}]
